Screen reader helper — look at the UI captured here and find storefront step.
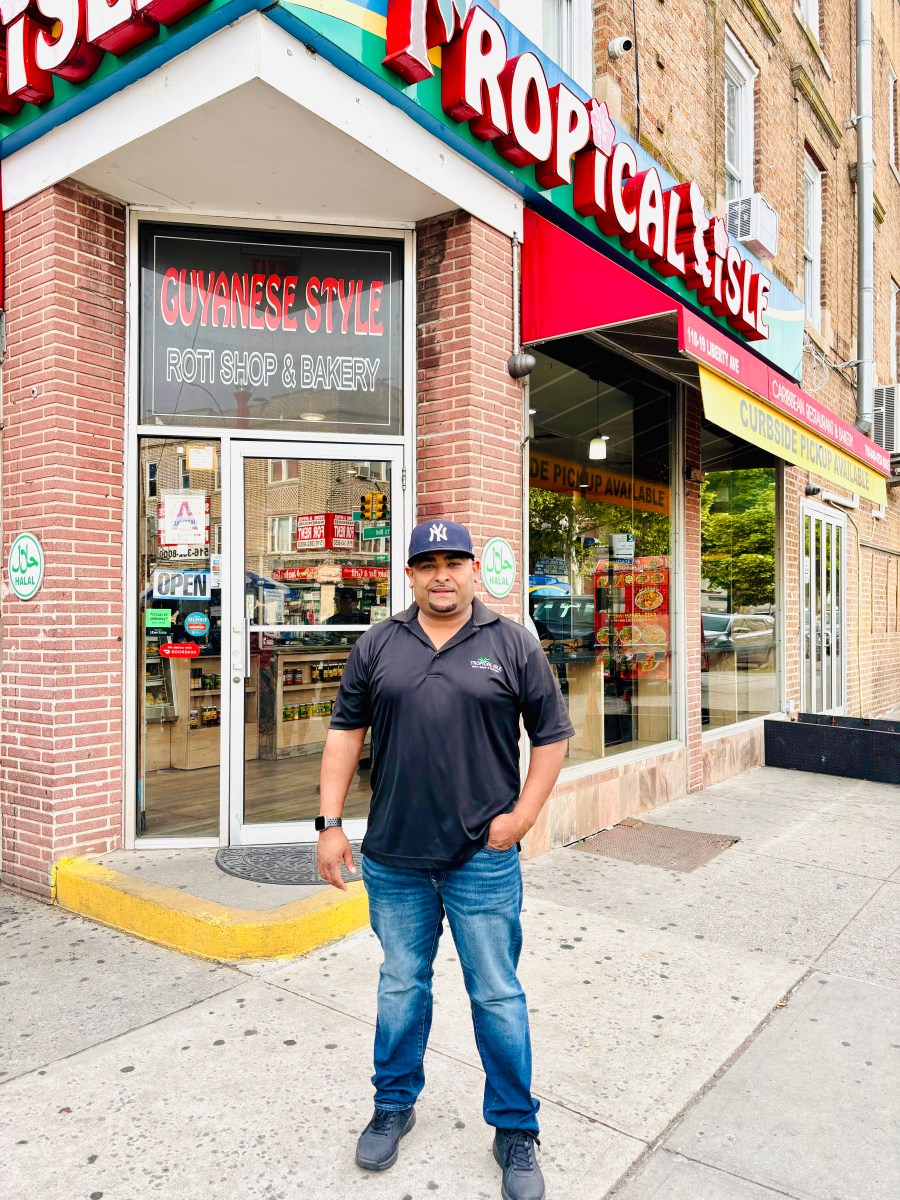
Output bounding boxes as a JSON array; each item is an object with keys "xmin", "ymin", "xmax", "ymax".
[{"xmin": 51, "ymin": 850, "xmax": 367, "ymax": 962}]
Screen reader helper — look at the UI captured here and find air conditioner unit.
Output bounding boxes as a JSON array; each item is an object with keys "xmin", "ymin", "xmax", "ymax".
[
  {"xmin": 873, "ymin": 385, "xmax": 899, "ymax": 452},
  {"xmin": 727, "ymin": 193, "xmax": 779, "ymax": 259}
]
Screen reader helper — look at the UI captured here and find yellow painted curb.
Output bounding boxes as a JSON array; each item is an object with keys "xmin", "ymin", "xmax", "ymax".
[{"xmin": 54, "ymin": 858, "xmax": 369, "ymax": 961}]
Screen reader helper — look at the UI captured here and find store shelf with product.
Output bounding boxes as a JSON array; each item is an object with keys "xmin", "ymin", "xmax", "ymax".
[
  {"xmin": 170, "ymin": 655, "xmax": 260, "ymax": 770},
  {"xmin": 261, "ymin": 649, "xmax": 349, "ymax": 760}
]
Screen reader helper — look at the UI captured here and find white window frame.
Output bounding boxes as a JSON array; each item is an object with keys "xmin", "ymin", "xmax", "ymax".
[
  {"xmin": 267, "ymin": 515, "xmax": 295, "ymax": 554},
  {"xmin": 536, "ymin": 0, "xmax": 592, "ymax": 92},
  {"xmin": 146, "ymin": 461, "xmax": 157, "ymax": 499},
  {"xmin": 724, "ymin": 31, "xmax": 757, "ymax": 205},
  {"xmin": 803, "ymin": 153, "xmax": 823, "ymax": 329},
  {"xmin": 891, "ymin": 279, "xmax": 899, "ymax": 382},
  {"xmin": 267, "ymin": 459, "xmax": 300, "ymax": 484},
  {"xmin": 177, "ymin": 456, "xmax": 191, "ymax": 490},
  {"xmin": 798, "ymin": 0, "xmax": 820, "ymax": 39}
]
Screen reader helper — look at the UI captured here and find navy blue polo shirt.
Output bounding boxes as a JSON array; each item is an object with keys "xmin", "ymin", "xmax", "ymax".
[{"xmin": 330, "ymin": 597, "xmax": 574, "ymax": 869}]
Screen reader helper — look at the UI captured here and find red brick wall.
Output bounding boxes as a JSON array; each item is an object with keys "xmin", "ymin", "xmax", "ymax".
[
  {"xmin": 1, "ymin": 182, "xmax": 126, "ymax": 897},
  {"xmin": 415, "ymin": 212, "xmax": 522, "ymax": 619}
]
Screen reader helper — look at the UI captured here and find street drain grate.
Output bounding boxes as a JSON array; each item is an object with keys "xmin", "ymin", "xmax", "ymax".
[
  {"xmin": 215, "ymin": 843, "xmax": 363, "ymax": 886},
  {"xmin": 570, "ymin": 821, "xmax": 738, "ymax": 872}
]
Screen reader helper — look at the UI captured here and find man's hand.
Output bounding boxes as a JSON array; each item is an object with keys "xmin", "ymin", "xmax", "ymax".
[
  {"xmin": 317, "ymin": 828, "xmax": 357, "ymax": 891},
  {"xmin": 487, "ymin": 809, "xmax": 529, "ymax": 851}
]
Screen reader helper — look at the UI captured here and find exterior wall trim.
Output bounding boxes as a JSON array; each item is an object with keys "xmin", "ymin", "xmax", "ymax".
[{"xmin": 558, "ymin": 740, "xmax": 685, "ymax": 784}]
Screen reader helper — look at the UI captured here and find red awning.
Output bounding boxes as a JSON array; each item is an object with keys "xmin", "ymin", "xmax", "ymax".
[{"xmin": 522, "ymin": 210, "xmax": 891, "ymax": 479}]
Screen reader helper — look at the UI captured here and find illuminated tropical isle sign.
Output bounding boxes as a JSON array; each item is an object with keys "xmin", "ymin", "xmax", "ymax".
[{"xmin": 0, "ymin": 0, "xmax": 804, "ymax": 375}]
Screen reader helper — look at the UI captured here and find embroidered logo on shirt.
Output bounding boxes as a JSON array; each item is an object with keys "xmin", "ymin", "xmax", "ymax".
[
  {"xmin": 471, "ymin": 656, "xmax": 503, "ymax": 673},
  {"xmin": 429, "ymin": 522, "xmax": 448, "ymax": 543}
]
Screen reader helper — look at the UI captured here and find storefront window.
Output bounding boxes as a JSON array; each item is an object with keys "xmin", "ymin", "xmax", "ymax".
[
  {"xmin": 139, "ymin": 225, "xmax": 403, "ymax": 434},
  {"xmin": 700, "ymin": 422, "xmax": 778, "ymax": 727},
  {"xmin": 528, "ymin": 342, "xmax": 675, "ymax": 765}
]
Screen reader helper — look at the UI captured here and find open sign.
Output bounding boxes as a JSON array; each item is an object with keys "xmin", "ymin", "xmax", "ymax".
[{"xmin": 152, "ymin": 570, "xmax": 212, "ymax": 600}]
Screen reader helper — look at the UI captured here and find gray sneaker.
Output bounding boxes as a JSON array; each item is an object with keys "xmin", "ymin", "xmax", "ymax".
[
  {"xmin": 355, "ymin": 1107, "xmax": 416, "ymax": 1171},
  {"xmin": 493, "ymin": 1129, "xmax": 545, "ymax": 1200}
]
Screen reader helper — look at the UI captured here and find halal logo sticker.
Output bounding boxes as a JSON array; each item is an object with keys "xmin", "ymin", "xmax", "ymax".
[
  {"xmin": 7, "ymin": 532, "xmax": 44, "ymax": 601},
  {"xmin": 481, "ymin": 537, "xmax": 516, "ymax": 599}
]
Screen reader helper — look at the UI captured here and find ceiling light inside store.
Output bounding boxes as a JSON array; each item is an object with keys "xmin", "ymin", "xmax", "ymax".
[
  {"xmin": 300, "ymin": 412, "xmax": 327, "ymax": 422},
  {"xmin": 589, "ymin": 435, "xmax": 610, "ymax": 460}
]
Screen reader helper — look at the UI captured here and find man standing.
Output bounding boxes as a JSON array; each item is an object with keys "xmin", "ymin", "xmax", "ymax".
[{"xmin": 316, "ymin": 519, "xmax": 573, "ymax": 1200}]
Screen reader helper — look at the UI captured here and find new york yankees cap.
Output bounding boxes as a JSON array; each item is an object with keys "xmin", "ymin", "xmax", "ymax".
[{"xmin": 407, "ymin": 519, "xmax": 475, "ymax": 564}]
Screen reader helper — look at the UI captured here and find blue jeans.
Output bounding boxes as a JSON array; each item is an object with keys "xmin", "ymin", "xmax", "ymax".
[{"xmin": 362, "ymin": 848, "xmax": 539, "ymax": 1135}]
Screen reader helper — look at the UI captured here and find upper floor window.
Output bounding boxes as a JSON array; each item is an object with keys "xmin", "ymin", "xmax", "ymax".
[
  {"xmin": 177, "ymin": 456, "xmax": 191, "ymax": 491},
  {"xmin": 146, "ymin": 461, "xmax": 157, "ymax": 500},
  {"xmin": 803, "ymin": 153, "xmax": 823, "ymax": 329},
  {"xmin": 724, "ymin": 32, "xmax": 757, "ymax": 205},
  {"xmin": 268, "ymin": 516, "xmax": 295, "ymax": 554},
  {"xmin": 799, "ymin": 0, "xmax": 820, "ymax": 39},
  {"xmin": 541, "ymin": 0, "xmax": 591, "ymax": 90},
  {"xmin": 269, "ymin": 459, "xmax": 301, "ymax": 484}
]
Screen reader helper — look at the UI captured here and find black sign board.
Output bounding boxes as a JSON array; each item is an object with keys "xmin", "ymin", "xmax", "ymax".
[{"xmin": 139, "ymin": 225, "xmax": 403, "ymax": 432}]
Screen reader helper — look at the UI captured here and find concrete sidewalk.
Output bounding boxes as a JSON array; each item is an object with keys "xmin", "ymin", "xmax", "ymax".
[{"xmin": 2, "ymin": 765, "xmax": 898, "ymax": 1199}]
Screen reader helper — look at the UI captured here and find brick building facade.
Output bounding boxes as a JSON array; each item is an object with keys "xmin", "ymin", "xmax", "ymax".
[{"xmin": 0, "ymin": 1, "xmax": 896, "ymax": 897}]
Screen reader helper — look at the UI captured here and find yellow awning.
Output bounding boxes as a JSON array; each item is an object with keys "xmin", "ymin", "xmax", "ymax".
[{"xmin": 698, "ymin": 367, "xmax": 886, "ymax": 505}]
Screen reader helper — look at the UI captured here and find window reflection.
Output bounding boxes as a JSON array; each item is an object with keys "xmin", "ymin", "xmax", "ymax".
[
  {"xmin": 700, "ymin": 423, "xmax": 778, "ymax": 727},
  {"xmin": 528, "ymin": 343, "xmax": 674, "ymax": 764}
]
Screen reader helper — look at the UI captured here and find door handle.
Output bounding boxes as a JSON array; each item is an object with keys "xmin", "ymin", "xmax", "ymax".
[{"xmin": 231, "ymin": 624, "xmax": 247, "ymax": 679}]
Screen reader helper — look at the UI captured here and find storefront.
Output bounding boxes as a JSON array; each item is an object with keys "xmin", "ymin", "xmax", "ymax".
[{"xmin": 0, "ymin": 0, "xmax": 893, "ymax": 892}]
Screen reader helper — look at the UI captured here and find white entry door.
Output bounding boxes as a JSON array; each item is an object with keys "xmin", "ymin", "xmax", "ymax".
[
  {"xmin": 801, "ymin": 504, "xmax": 845, "ymax": 714},
  {"xmin": 227, "ymin": 441, "xmax": 405, "ymax": 845}
]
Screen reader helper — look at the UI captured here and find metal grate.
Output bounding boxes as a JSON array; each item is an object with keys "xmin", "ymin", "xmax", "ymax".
[
  {"xmin": 216, "ymin": 842, "xmax": 363, "ymax": 886},
  {"xmin": 570, "ymin": 820, "xmax": 738, "ymax": 872}
]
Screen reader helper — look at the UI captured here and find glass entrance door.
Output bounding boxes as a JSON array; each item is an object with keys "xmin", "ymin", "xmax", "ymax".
[
  {"xmin": 801, "ymin": 505, "xmax": 845, "ymax": 714},
  {"xmin": 227, "ymin": 442, "xmax": 404, "ymax": 845}
]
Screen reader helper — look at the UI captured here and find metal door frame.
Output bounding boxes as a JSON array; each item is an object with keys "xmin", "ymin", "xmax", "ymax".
[{"xmin": 227, "ymin": 439, "xmax": 407, "ymax": 846}]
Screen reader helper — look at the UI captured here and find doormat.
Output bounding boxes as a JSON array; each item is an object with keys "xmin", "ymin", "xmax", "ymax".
[
  {"xmin": 215, "ymin": 843, "xmax": 364, "ymax": 886},
  {"xmin": 570, "ymin": 820, "xmax": 738, "ymax": 873}
]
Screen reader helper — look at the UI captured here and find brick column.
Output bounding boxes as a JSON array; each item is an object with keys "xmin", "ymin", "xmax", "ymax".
[
  {"xmin": 684, "ymin": 387, "xmax": 705, "ymax": 791},
  {"xmin": 415, "ymin": 212, "xmax": 522, "ymax": 619},
  {"xmin": 1, "ymin": 182, "xmax": 126, "ymax": 897}
]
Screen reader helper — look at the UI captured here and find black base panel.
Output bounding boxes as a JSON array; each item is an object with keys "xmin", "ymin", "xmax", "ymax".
[{"xmin": 764, "ymin": 718, "xmax": 900, "ymax": 784}]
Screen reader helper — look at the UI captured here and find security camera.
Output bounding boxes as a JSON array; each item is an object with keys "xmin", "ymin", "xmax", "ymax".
[
  {"xmin": 805, "ymin": 484, "xmax": 822, "ymax": 496},
  {"xmin": 608, "ymin": 36, "xmax": 634, "ymax": 60}
]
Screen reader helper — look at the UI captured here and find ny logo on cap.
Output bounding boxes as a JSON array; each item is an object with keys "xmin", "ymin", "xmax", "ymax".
[{"xmin": 429, "ymin": 523, "xmax": 448, "ymax": 543}]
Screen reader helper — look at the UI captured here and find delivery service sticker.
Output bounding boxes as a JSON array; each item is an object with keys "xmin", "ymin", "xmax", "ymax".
[{"xmin": 7, "ymin": 531, "xmax": 44, "ymax": 600}]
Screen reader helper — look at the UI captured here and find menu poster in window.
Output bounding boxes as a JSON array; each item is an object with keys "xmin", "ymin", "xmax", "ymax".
[
  {"xmin": 594, "ymin": 557, "xmax": 671, "ymax": 680},
  {"xmin": 140, "ymin": 227, "xmax": 403, "ymax": 431}
]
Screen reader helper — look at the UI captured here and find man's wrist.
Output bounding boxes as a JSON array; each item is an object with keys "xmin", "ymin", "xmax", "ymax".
[{"xmin": 314, "ymin": 815, "xmax": 343, "ymax": 832}]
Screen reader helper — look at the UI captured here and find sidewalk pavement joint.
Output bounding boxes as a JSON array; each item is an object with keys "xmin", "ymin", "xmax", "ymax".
[{"xmin": 53, "ymin": 856, "xmax": 368, "ymax": 960}]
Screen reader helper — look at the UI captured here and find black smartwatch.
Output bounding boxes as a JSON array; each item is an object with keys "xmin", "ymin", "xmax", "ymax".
[{"xmin": 314, "ymin": 816, "xmax": 343, "ymax": 832}]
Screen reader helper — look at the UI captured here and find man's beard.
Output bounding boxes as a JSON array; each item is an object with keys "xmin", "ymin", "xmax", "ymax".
[{"xmin": 426, "ymin": 591, "xmax": 459, "ymax": 612}]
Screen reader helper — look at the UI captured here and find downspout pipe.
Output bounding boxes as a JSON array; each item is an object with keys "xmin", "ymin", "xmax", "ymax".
[{"xmin": 856, "ymin": 0, "xmax": 874, "ymax": 435}]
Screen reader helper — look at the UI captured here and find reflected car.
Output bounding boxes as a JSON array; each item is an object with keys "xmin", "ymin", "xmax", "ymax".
[
  {"xmin": 530, "ymin": 596, "xmax": 596, "ymax": 650},
  {"xmin": 702, "ymin": 613, "xmax": 775, "ymax": 669}
]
